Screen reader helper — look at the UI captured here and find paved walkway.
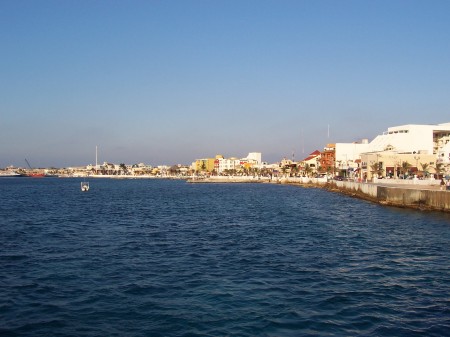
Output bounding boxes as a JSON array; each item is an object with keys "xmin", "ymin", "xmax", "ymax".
[{"xmin": 373, "ymin": 182, "xmax": 447, "ymax": 191}]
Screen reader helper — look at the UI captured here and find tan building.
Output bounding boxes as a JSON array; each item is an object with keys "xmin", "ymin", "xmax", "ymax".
[
  {"xmin": 300, "ymin": 150, "xmax": 321, "ymax": 175},
  {"xmin": 360, "ymin": 151, "xmax": 437, "ymax": 180}
]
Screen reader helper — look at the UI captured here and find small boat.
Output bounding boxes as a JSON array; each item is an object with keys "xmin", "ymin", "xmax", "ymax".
[{"xmin": 81, "ymin": 182, "xmax": 90, "ymax": 192}]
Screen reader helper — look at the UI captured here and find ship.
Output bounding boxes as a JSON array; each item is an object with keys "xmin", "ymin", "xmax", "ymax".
[
  {"xmin": 26, "ymin": 172, "xmax": 46, "ymax": 178},
  {"xmin": 24, "ymin": 158, "xmax": 45, "ymax": 177}
]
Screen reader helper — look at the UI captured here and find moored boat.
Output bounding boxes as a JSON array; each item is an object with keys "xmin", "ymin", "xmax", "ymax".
[{"xmin": 26, "ymin": 173, "xmax": 45, "ymax": 178}]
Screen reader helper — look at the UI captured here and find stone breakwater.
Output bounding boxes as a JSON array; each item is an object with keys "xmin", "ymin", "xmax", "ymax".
[{"xmin": 188, "ymin": 176, "xmax": 450, "ymax": 213}]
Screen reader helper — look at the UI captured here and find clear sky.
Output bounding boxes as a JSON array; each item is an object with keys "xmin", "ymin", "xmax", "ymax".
[{"xmin": 1, "ymin": 0, "xmax": 450, "ymax": 168}]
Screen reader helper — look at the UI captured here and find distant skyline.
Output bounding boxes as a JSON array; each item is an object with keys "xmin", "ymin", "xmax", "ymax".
[{"xmin": 1, "ymin": 1, "xmax": 450, "ymax": 168}]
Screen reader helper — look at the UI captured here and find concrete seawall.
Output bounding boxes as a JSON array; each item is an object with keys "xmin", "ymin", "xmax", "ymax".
[
  {"xmin": 332, "ymin": 181, "xmax": 450, "ymax": 212},
  {"xmin": 190, "ymin": 176, "xmax": 450, "ymax": 212}
]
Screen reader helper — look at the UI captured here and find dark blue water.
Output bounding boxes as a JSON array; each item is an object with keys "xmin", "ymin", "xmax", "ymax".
[{"xmin": 1, "ymin": 178, "xmax": 449, "ymax": 336}]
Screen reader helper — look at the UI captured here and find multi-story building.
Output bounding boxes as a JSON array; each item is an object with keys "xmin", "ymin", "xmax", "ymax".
[
  {"xmin": 214, "ymin": 155, "xmax": 240, "ymax": 174},
  {"xmin": 213, "ymin": 152, "xmax": 262, "ymax": 174},
  {"xmin": 194, "ymin": 158, "xmax": 216, "ymax": 173},
  {"xmin": 328, "ymin": 123, "xmax": 450, "ymax": 180},
  {"xmin": 434, "ymin": 126, "xmax": 450, "ymax": 165},
  {"xmin": 300, "ymin": 150, "xmax": 321, "ymax": 174},
  {"xmin": 245, "ymin": 152, "xmax": 262, "ymax": 165},
  {"xmin": 366, "ymin": 123, "xmax": 450, "ymax": 155},
  {"xmin": 358, "ymin": 122, "xmax": 450, "ymax": 179},
  {"xmin": 320, "ymin": 144, "xmax": 335, "ymax": 174},
  {"xmin": 335, "ymin": 140, "xmax": 370, "ymax": 177}
]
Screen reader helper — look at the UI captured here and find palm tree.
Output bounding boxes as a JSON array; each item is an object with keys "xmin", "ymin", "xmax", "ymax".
[
  {"xmin": 420, "ymin": 162, "xmax": 429, "ymax": 177},
  {"xmin": 401, "ymin": 161, "xmax": 412, "ymax": 178},
  {"xmin": 260, "ymin": 167, "xmax": 271, "ymax": 177},
  {"xmin": 168, "ymin": 165, "xmax": 180, "ymax": 176},
  {"xmin": 119, "ymin": 163, "xmax": 128, "ymax": 175},
  {"xmin": 434, "ymin": 162, "xmax": 444, "ymax": 179},
  {"xmin": 304, "ymin": 164, "xmax": 313, "ymax": 177},
  {"xmin": 370, "ymin": 162, "xmax": 383, "ymax": 178}
]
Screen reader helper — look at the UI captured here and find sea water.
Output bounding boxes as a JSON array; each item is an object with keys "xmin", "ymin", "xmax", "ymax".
[{"xmin": 1, "ymin": 178, "xmax": 449, "ymax": 336}]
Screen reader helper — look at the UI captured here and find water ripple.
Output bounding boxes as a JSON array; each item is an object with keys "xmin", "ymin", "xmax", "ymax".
[{"xmin": 1, "ymin": 179, "xmax": 450, "ymax": 336}]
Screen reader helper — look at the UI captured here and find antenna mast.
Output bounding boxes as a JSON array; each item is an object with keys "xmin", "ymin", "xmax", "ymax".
[{"xmin": 301, "ymin": 128, "xmax": 304, "ymax": 154}]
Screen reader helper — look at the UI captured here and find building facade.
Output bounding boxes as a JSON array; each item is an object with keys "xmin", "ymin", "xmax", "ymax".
[
  {"xmin": 334, "ymin": 122, "xmax": 450, "ymax": 180},
  {"xmin": 320, "ymin": 144, "xmax": 335, "ymax": 174}
]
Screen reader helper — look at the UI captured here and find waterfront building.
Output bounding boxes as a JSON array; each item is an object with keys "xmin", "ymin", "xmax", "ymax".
[
  {"xmin": 244, "ymin": 152, "xmax": 262, "ymax": 165},
  {"xmin": 131, "ymin": 163, "xmax": 153, "ymax": 176},
  {"xmin": 358, "ymin": 122, "xmax": 450, "ymax": 180},
  {"xmin": 335, "ymin": 140, "xmax": 370, "ymax": 177},
  {"xmin": 320, "ymin": 144, "xmax": 336, "ymax": 174},
  {"xmin": 194, "ymin": 158, "xmax": 216, "ymax": 173},
  {"xmin": 207, "ymin": 152, "xmax": 262, "ymax": 174},
  {"xmin": 331, "ymin": 123, "xmax": 450, "ymax": 180},
  {"xmin": 435, "ymin": 126, "xmax": 450, "ymax": 166},
  {"xmin": 300, "ymin": 150, "xmax": 321, "ymax": 175},
  {"xmin": 360, "ymin": 152, "xmax": 437, "ymax": 180},
  {"xmin": 366, "ymin": 123, "xmax": 450, "ymax": 155},
  {"xmin": 214, "ymin": 155, "xmax": 241, "ymax": 174},
  {"xmin": 279, "ymin": 158, "xmax": 295, "ymax": 168},
  {"xmin": 239, "ymin": 153, "xmax": 261, "ymax": 170}
]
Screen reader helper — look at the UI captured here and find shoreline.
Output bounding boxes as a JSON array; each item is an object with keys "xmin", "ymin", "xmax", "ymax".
[
  {"xmin": 188, "ymin": 176, "xmax": 450, "ymax": 213},
  {"xmin": 19, "ymin": 174, "xmax": 448, "ymax": 213}
]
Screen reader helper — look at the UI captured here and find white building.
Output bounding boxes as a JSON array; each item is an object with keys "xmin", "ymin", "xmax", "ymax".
[
  {"xmin": 244, "ymin": 152, "xmax": 262, "ymax": 165},
  {"xmin": 214, "ymin": 152, "xmax": 262, "ymax": 174},
  {"xmin": 334, "ymin": 122, "xmax": 450, "ymax": 177},
  {"xmin": 366, "ymin": 123, "xmax": 450, "ymax": 155},
  {"xmin": 335, "ymin": 140, "xmax": 370, "ymax": 173},
  {"xmin": 435, "ymin": 125, "xmax": 450, "ymax": 165},
  {"xmin": 216, "ymin": 156, "xmax": 241, "ymax": 173}
]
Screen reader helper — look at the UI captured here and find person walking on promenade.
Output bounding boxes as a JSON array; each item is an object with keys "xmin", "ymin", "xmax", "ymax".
[{"xmin": 441, "ymin": 179, "xmax": 446, "ymax": 190}]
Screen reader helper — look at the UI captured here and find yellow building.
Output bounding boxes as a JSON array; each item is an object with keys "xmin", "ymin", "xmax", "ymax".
[{"xmin": 194, "ymin": 158, "xmax": 216, "ymax": 172}]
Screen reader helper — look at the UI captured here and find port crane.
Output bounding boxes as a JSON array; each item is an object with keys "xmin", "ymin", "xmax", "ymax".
[
  {"xmin": 24, "ymin": 159, "xmax": 44, "ymax": 177},
  {"xmin": 25, "ymin": 158, "xmax": 33, "ymax": 170}
]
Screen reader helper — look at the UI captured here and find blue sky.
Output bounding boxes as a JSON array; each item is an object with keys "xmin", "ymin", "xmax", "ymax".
[{"xmin": 1, "ymin": 0, "xmax": 450, "ymax": 168}]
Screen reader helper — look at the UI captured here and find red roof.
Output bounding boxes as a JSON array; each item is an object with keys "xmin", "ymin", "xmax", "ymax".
[{"xmin": 302, "ymin": 150, "xmax": 321, "ymax": 162}]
